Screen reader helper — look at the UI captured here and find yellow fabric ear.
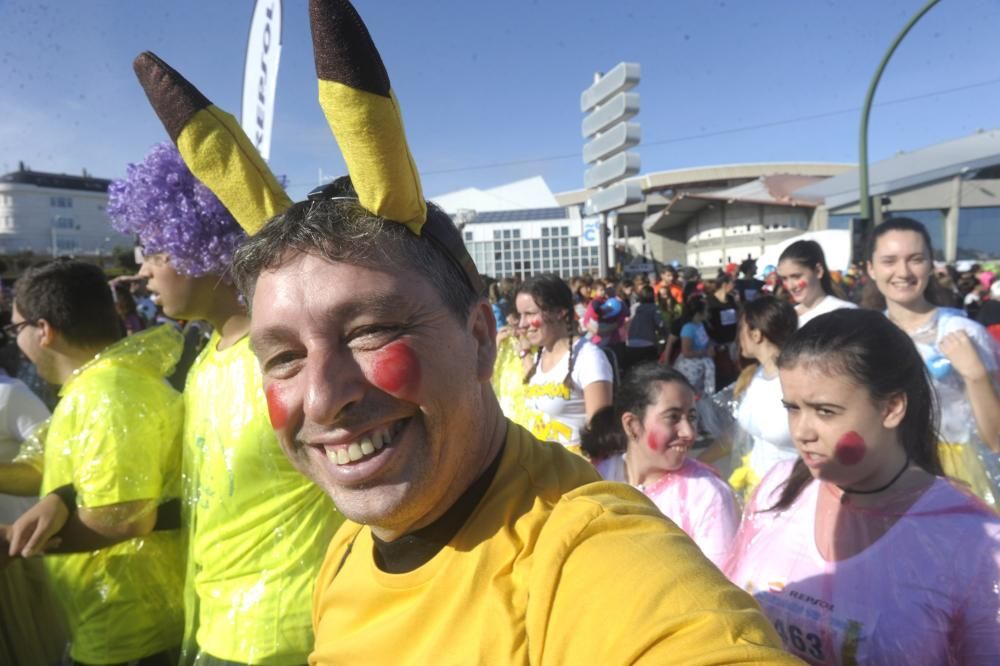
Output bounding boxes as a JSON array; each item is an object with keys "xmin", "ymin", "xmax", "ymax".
[
  {"xmin": 310, "ymin": 0, "xmax": 427, "ymax": 234},
  {"xmin": 316, "ymin": 81, "xmax": 425, "ymax": 235},
  {"xmin": 175, "ymin": 106, "xmax": 293, "ymax": 235},
  {"xmin": 133, "ymin": 51, "xmax": 292, "ymax": 236}
]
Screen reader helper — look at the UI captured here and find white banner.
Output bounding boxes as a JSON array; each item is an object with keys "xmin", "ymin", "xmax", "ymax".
[{"xmin": 241, "ymin": 0, "xmax": 283, "ymax": 161}]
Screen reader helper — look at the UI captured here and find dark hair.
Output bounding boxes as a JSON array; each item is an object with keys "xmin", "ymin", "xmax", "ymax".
[
  {"xmin": 683, "ymin": 293, "xmax": 708, "ymax": 320},
  {"xmin": 15, "ymin": 261, "xmax": 123, "ymax": 347},
  {"xmin": 863, "ymin": 217, "xmax": 943, "ymax": 309},
  {"xmin": 769, "ymin": 309, "xmax": 942, "ymax": 511},
  {"xmin": 580, "ymin": 363, "xmax": 694, "ymax": 460},
  {"xmin": 637, "ymin": 285, "xmax": 655, "ymax": 304},
  {"xmin": 779, "ymin": 240, "xmax": 836, "ymax": 297},
  {"xmin": 741, "ymin": 295, "xmax": 798, "ymax": 350},
  {"xmin": 231, "ymin": 191, "xmax": 479, "ymax": 323}
]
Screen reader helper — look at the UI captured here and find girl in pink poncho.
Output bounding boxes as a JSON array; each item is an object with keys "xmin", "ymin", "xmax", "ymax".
[
  {"xmin": 582, "ymin": 363, "xmax": 739, "ymax": 568},
  {"xmin": 725, "ymin": 309, "xmax": 1000, "ymax": 665}
]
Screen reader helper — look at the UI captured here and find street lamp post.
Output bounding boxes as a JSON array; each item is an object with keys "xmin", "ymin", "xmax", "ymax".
[{"xmin": 855, "ymin": 0, "xmax": 942, "ymax": 260}]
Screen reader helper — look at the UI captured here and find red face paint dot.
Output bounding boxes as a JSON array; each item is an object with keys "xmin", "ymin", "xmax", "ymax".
[
  {"xmin": 528, "ymin": 318, "xmax": 542, "ymax": 330},
  {"xmin": 646, "ymin": 430, "xmax": 661, "ymax": 452},
  {"xmin": 797, "ymin": 279, "xmax": 809, "ymax": 291},
  {"xmin": 835, "ymin": 431, "xmax": 867, "ymax": 466},
  {"xmin": 371, "ymin": 342, "xmax": 421, "ymax": 396},
  {"xmin": 265, "ymin": 384, "xmax": 287, "ymax": 430}
]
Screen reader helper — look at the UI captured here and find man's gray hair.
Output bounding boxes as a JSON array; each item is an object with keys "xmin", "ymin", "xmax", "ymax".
[{"xmin": 231, "ymin": 198, "xmax": 480, "ymax": 322}]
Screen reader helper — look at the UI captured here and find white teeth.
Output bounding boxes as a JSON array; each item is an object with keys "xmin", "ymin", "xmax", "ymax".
[
  {"xmin": 371, "ymin": 430, "xmax": 384, "ymax": 451},
  {"xmin": 347, "ymin": 443, "xmax": 364, "ymax": 462},
  {"xmin": 326, "ymin": 448, "xmax": 338, "ymax": 464},
  {"xmin": 360, "ymin": 438, "xmax": 375, "ymax": 456},
  {"xmin": 336, "ymin": 448, "xmax": 350, "ymax": 465}
]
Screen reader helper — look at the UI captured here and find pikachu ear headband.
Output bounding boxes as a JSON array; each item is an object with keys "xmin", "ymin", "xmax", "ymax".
[{"xmin": 133, "ymin": 0, "xmax": 482, "ymax": 293}]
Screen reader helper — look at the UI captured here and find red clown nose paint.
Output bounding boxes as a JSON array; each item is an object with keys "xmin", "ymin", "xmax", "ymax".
[
  {"xmin": 371, "ymin": 342, "xmax": 421, "ymax": 395},
  {"xmin": 835, "ymin": 431, "xmax": 867, "ymax": 466},
  {"xmin": 265, "ymin": 384, "xmax": 287, "ymax": 430}
]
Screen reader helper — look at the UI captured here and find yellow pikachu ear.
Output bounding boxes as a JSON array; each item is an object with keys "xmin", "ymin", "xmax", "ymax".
[
  {"xmin": 309, "ymin": 0, "xmax": 426, "ymax": 234},
  {"xmin": 133, "ymin": 52, "xmax": 293, "ymax": 235}
]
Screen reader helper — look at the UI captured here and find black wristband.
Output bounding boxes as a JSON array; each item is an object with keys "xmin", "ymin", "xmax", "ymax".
[
  {"xmin": 50, "ymin": 484, "xmax": 78, "ymax": 515},
  {"xmin": 153, "ymin": 498, "xmax": 181, "ymax": 532}
]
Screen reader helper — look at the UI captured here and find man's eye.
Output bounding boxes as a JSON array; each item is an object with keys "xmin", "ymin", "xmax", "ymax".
[{"xmin": 264, "ymin": 352, "xmax": 301, "ymax": 375}]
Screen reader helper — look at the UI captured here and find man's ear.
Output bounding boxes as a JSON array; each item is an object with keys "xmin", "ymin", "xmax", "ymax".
[
  {"xmin": 470, "ymin": 300, "xmax": 497, "ymax": 382},
  {"xmin": 35, "ymin": 319, "xmax": 57, "ymax": 349}
]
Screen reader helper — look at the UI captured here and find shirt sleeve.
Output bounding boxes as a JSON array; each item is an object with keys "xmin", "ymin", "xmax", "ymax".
[
  {"xmin": 532, "ymin": 489, "xmax": 799, "ymax": 665},
  {"xmin": 71, "ymin": 392, "xmax": 165, "ymax": 508},
  {"xmin": 681, "ymin": 322, "xmax": 696, "ymax": 339},
  {"xmin": 571, "ymin": 342, "xmax": 613, "ymax": 390}
]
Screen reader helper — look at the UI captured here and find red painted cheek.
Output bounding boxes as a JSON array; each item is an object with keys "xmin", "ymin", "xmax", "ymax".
[
  {"xmin": 646, "ymin": 425, "xmax": 666, "ymax": 452},
  {"xmin": 835, "ymin": 431, "xmax": 867, "ymax": 466},
  {"xmin": 371, "ymin": 342, "xmax": 422, "ymax": 397},
  {"xmin": 797, "ymin": 280, "xmax": 809, "ymax": 291},
  {"xmin": 528, "ymin": 318, "xmax": 543, "ymax": 330},
  {"xmin": 265, "ymin": 384, "xmax": 288, "ymax": 430}
]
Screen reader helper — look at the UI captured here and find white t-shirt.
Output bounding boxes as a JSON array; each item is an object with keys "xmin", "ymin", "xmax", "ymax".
[
  {"xmin": 726, "ymin": 461, "xmax": 1000, "ymax": 665},
  {"xmin": 736, "ymin": 367, "xmax": 797, "ymax": 481},
  {"xmin": 595, "ymin": 454, "xmax": 739, "ymax": 568},
  {"xmin": 524, "ymin": 338, "xmax": 612, "ymax": 446},
  {"xmin": 797, "ymin": 295, "xmax": 857, "ymax": 328},
  {"xmin": 0, "ymin": 374, "xmax": 51, "ymax": 522}
]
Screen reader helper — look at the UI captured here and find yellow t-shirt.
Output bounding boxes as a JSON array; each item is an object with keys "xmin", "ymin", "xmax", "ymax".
[
  {"xmin": 41, "ymin": 325, "xmax": 185, "ymax": 664},
  {"xmin": 183, "ymin": 333, "xmax": 342, "ymax": 664},
  {"xmin": 311, "ymin": 421, "xmax": 796, "ymax": 665}
]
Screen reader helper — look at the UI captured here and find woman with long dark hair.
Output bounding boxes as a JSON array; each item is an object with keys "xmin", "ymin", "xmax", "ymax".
[
  {"xmin": 777, "ymin": 240, "xmax": 856, "ymax": 327},
  {"xmin": 726, "ymin": 309, "xmax": 1000, "ymax": 664},
  {"xmin": 582, "ymin": 363, "xmax": 738, "ymax": 567},
  {"xmin": 867, "ymin": 217, "xmax": 1000, "ymax": 509},
  {"xmin": 515, "ymin": 274, "xmax": 613, "ymax": 449},
  {"xmin": 727, "ymin": 296, "xmax": 799, "ymax": 498}
]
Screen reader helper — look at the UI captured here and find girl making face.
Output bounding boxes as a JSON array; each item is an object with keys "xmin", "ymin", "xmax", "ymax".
[{"xmin": 726, "ymin": 309, "xmax": 1000, "ymax": 665}]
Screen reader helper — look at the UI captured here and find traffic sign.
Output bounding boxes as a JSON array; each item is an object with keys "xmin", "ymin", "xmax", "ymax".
[
  {"xmin": 580, "ymin": 62, "xmax": 640, "ymax": 112},
  {"xmin": 582, "ymin": 92, "xmax": 639, "ymax": 138},
  {"xmin": 584, "ymin": 152, "xmax": 640, "ymax": 190},
  {"xmin": 584, "ymin": 181, "xmax": 643, "ymax": 216}
]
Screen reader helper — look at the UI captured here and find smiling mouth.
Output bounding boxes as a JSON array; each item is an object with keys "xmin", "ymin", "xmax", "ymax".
[{"xmin": 320, "ymin": 418, "xmax": 407, "ymax": 466}]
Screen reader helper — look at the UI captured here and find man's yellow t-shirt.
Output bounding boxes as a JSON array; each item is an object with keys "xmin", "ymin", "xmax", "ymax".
[
  {"xmin": 41, "ymin": 325, "xmax": 185, "ymax": 665},
  {"xmin": 311, "ymin": 421, "xmax": 798, "ymax": 665},
  {"xmin": 182, "ymin": 333, "xmax": 341, "ymax": 664}
]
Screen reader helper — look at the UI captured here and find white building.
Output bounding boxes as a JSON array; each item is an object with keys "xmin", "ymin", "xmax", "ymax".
[
  {"xmin": 0, "ymin": 164, "xmax": 133, "ymax": 257},
  {"xmin": 433, "ymin": 177, "xmax": 611, "ymax": 279}
]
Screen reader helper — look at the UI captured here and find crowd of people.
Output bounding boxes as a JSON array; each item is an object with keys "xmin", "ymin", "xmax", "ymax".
[{"xmin": 0, "ymin": 1, "xmax": 999, "ymax": 664}]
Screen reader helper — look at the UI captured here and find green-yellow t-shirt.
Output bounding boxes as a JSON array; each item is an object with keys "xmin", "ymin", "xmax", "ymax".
[
  {"xmin": 183, "ymin": 333, "xmax": 341, "ymax": 664},
  {"xmin": 41, "ymin": 325, "xmax": 185, "ymax": 664},
  {"xmin": 311, "ymin": 421, "xmax": 798, "ymax": 665}
]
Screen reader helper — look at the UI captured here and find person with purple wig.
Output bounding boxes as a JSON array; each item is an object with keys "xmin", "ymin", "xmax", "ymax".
[{"xmin": 27, "ymin": 142, "xmax": 342, "ymax": 666}]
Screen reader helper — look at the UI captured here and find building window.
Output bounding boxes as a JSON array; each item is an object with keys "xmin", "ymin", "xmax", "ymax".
[
  {"xmin": 50, "ymin": 196, "xmax": 73, "ymax": 208},
  {"xmin": 512, "ymin": 229, "xmax": 521, "ymax": 239},
  {"xmin": 464, "ymin": 231, "xmax": 473, "ymax": 241},
  {"xmin": 503, "ymin": 229, "xmax": 511, "ymax": 239},
  {"xmin": 542, "ymin": 228, "xmax": 549, "ymax": 237},
  {"xmin": 52, "ymin": 216, "xmax": 75, "ymax": 229},
  {"xmin": 56, "ymin": 239, "xmax": 79, "ymax": 251}
]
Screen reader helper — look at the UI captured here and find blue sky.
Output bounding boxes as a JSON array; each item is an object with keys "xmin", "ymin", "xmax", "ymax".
[{"xmin": 2, "ymin": 0, "xmax": 999, "ymax": 202}]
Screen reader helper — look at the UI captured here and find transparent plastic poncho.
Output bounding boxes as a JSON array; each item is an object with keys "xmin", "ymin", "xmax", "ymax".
[
  {"xmin": 40, "ymin": 324, "xmax": 186, "ymax": 664},
  {"xmin": 180, "ymin": 332, "xmax": 342, "ymax": 665},
  {"xmin": 905, "ymin": 308, "xmax": 1000, "ymax": 510},
  {"xmin": 725, "ymin": 460, "xmax": 1000, "ymax": 665}
]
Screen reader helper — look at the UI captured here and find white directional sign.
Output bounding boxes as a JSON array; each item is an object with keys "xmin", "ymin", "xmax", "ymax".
[
  {"xmin": 584, "ymin": 152, "xmax": 640, "ymax": 190},
  {"xmin": 580, "ymin": 62, "xmax": 640, "ymax": 113},
  {"xmin": 582, "ymin": 92, "xmax": 639, "ymax": 138},
  {"xmin": 583, "ymin": 122, "xmax": 640, "ymax": 164},
  {"xmin": 585, "ymin": 181, "xmax": 643, "ymax": 216}
]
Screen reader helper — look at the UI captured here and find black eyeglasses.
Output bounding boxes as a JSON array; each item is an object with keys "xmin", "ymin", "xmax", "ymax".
[{"xmin": 3, "ymin": 320, "xmax": 35, "ymax": 338}]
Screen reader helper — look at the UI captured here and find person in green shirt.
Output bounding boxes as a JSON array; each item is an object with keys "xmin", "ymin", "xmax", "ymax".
[
  {"xmin": 3, "ymin": 260, "xmax": 185, "ymax": 666},
  {"xmin": 115, "ymin": 143, "xmax": 341, "ymax": 666}
]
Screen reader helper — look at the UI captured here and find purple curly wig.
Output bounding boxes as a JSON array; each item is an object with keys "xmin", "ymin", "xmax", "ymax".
[{"xmin": 107, "ymin": 143, "xmax": 246, "ymax": 278}]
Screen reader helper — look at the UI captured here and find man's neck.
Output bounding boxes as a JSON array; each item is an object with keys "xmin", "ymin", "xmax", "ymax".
[
  {"xmin": 53, "ymin": 341, "xmax": 112, "ymax": 385},
  {"xmin": 201, "ymin": 284, "xmax": 251, "ymax": 351}
]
